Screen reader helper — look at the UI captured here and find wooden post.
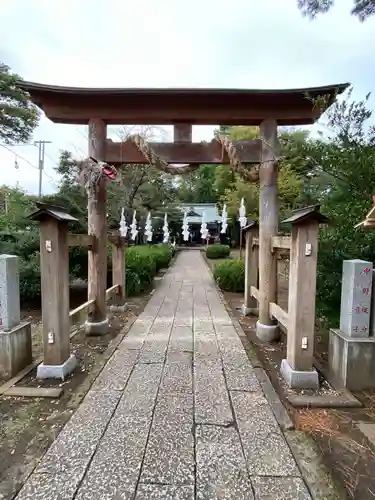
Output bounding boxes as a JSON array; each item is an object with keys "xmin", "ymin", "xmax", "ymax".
[
  {"xmin": 257, "ymin": 119, "xmax": 279, "ymax": 341},
  {"xmin": 110, "ymin": 235, "xmax": 127, "ymax": 312},
  {"xmin": 242, "ymin": 222, "xmax": 259, "ymax": 316},
  {"xmin": 280, "ymin": 206, "xmax": 328, "ymax": 389},
  {"xmin": 112, "ymin": 240, "xmax": 125, "ymax": 302},
  {"xmin": 174, "ymin": 123, "xmax": 192, "ymax": 143},
  {"xmin": 29, "ymin": 204, "xmax": 78, "ymax": 378},
  {"xmin": 85, "ymin": 118, "xmax": 109, "ymax": 335}
]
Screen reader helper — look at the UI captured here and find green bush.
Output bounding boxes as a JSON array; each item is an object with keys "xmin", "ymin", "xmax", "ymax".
[
  {"xmin": 214, "ymin": 259, "xmax": 244, "ymax": 293},
  {"xmin": 206, "ymin": 244, "xmax": 230, "ymax": 260},
  {"xmin": 0, "ymin": 231, "xmax": 42, "ymax": 303},
  {"xmin": 19, "ymin": 252, "xmax": 41, "ymax": 302},
  {"xmin": 125, "ymin": 244, "xmax": 173, "ymax": 296}
]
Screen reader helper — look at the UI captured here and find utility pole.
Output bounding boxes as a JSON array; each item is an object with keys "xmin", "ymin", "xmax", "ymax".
[{"xmin": 34, "ymin": 140, "xmax": 51, "ymax": 198}]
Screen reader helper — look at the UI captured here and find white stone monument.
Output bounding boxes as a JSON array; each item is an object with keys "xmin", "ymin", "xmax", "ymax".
[
  {"xmin": 340, "ymin": 259, "xmax": 372, "ymax": 337},
  {"xmin": 0, "ymin": 255, "xmax": 32, "ymax": 379},
  {"xmin": 329, "ymin": 259, "xmax": 375, "ymax": 390}
]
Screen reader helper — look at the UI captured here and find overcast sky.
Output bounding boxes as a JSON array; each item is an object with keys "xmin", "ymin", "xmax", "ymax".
[{"xmin": 1, "ymin": 0, "xmax": 374, "ymax": 195}]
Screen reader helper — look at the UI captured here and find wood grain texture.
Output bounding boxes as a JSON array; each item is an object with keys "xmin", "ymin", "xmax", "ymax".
[
  {"xmin": 87, "ymin": 118, "xmax": 108, "ymax": 322},
  {"xmin": 258, "ymin": 120, "xmax": 279, "ymax": 328}
]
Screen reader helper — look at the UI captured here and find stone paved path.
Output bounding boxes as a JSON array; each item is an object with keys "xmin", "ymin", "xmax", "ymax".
[{"xmin": 16, "ymin": 251, "xmax": 312, "ymax": 500}]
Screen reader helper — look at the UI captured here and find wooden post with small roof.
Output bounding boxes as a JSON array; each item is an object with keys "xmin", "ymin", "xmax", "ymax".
[
  {"xmin": 29, "ymin": 203, "xmax": 77, "ymax": 379},
  {"xmin": 242, "ymin": 220, "xmax": 259, "ymax": 316},
  {"xmin": 280, "ymin": 205, "xmax": 328, "ymax": 389}
]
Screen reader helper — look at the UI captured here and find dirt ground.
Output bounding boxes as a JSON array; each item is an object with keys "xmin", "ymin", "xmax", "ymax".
[
  {"xmin": 0, "ymin": 285, "xmax": 157, "ymax": 500},
  {"xmin": 208, "ymin": 252, "xmax": 375, "ymax": 500}
]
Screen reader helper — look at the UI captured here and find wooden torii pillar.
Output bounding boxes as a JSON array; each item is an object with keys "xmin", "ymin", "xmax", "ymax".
[
  {"xmin": 84, "ymin": 118, "xmax": 110, "ymax": 335},
  {"xmin": 256, "ymin": 120, "xmax": 280, "ymax": 342}
]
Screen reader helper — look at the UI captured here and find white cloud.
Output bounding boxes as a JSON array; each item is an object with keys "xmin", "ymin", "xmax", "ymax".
[{"xmin": 0, "ymin": 0, "xmax": 374, "ymax": 194}]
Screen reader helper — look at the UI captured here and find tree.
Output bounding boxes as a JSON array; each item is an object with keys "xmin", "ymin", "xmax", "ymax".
[
  {"xmin": 177, "ymin": 164, "xmax": 218, "ymax": 204},
  {"xmin": 50, "ymin": 149, "xmax": 179, "ymax": 235},
  {"xmin": 297, "ymin": 0, "xmax": 375, "ymax": 21},
  {"xmin": 303, "ymin": 92, "xmax": 375, "ymax": 323},
  {"xmin": 0, "ymin": 63, "xmax": 39, "ymax": 144},
  {"xmin": 0, "ymin": 186, "xmax": 36, "ymax": 232},
  {"xmin": 215, "ymin": 125, "xmax": 305, "ymax": 218}
]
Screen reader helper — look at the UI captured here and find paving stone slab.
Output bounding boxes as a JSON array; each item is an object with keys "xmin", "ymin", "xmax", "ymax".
[
  {"xmin": 252, "ymin": 477, "xmax": 311, "ymax": 500},
  {"xmin": 138, "ymin": 342, "xmax": 169, "ymax": 363},
  {"xmin": 136, "ymin": 484, "xmax": 195, "ymax": 500},
  {"xmin": 74, "ymin": 364, "xmax": 162, "ymax": 499},
  {"xmin": 141, "ymin": 393, "xmax": 194, "ymax": 485},
  {"xmin": 15, "ymin": 469, "xmax": 83, "ymax": 500},
  {"xmin": 155, "ymin": 392, "xmax": 194, "ymax": 424},
  {"xmin": 214, "ymin": 324, "xmax": 239, "ymax": 338},
  {"xmin": 123, "ymin": 363, "xmax": 164, "ymax": 398},
  {"xmin": 196, "ymin": 425, "xmax": 254, "ymax": 500},
  {"xmin": 75, "ymin": 416, "xmax": 151, "ymax": 500},
  {"xmin": 16, "ymin": 390, "xmax": 122, "ymax": 499},
  {"xmin": 223, "ymin": 361, "xmax": 261, "ymax": 392},
  {"xmin": 231, "ymin": 392, "xmax": 300, "ymax": 476},
  {"xmin": 118, "ymin": 322, "xmax": 152, "ymax": 350},
  {"xmin": 194, "ymin": 320, "xmax": 215, "ymax": 331},
  {"xmin": 170, "ymin": 325, "xmax": 193, "ymax": 339},
  {"xmin": 218, "ymin": 340, "xmax": 252, "ymax": 365},
  {"xmin": 212, "ymin": 316, "xmax": 232, "ymax": 325},
  {"xmin": 194, "ymin": 359, "xmax": 224, "ymax": 388},
  {"xmin": 195, "ymin": 389, "xmax": 233, "ymax": 425},
  {"xmin": 90, "ymin": 350, "xmax": 137, "ymax": 391},
  {"xmin": 169, "ymin": 326, "xmax": 193, "ymax": 353},
  {"xmin": 174, "ymin": 318, "xmax": 193, "ymax": 327},
  {"xmin": 37, "ymin": 389, "xmax": 121, "ymax": 474},
  {"xmin": 167, "ymin": 349, "xmax": 193, "ymax": 363},
  {"xmin": 160, "ymin": 362, "xmax": 192, "ymax": 393}
]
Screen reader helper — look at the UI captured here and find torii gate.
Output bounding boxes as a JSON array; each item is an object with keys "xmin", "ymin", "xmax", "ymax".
[{"xmin": 21, "ymin": 81, "xmax": 348, "ymax": 338}]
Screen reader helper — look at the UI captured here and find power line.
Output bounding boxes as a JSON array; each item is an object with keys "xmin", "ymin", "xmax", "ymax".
[
  {"xmin": 0, "ymin": 142, "xmax": 75, "ymax": 192},
  {"xmin": 34, "ymin": 140, "xmax": 52, "ymax": 198},
  {"xmin": 0, "ymin": 143, "xmax": 40, "ymax": 171}
]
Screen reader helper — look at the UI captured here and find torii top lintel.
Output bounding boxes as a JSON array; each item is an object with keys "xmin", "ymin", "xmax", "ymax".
[{"xmin": 19, "ymin": 81, "xmax": 349, "ymax": 126}]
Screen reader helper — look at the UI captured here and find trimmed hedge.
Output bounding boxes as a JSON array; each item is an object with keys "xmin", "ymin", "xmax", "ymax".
[
  {"xmin": 125, "ymin": 244, "xmax": 173, "ymax": 296},
  {"xmin": 213, "ymin": 259, "xmax": 244, "ymax": 293},
  {"xmin": 0, "ymin": 236, "xmax": 173, "ymax": 303},
  {"xmin": 206, "ymin": 244, "xmax": 230, "ymax": 260}
]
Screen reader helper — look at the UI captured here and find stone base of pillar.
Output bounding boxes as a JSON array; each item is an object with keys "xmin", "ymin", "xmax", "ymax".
[
  {"xmin": 0, "ymin": 322, "xmax": 32, "ymax": 380},
  {"xmin": 280, "ymin": 358, "xmax": 319, "ymax": 390},
  {"xmin": 110, "ymin": 303, "xmax": 128, "ymax": 313},
  {"xmin": 37, "ymin": 354, "xmax": 77, "ymax": 380},
  {"xmin": 329, "ymin": 328, "xmax": 375, "ymax": 390},
  {"xmin": 256, "ymin": 320, "xmax": 279, "ymax": 342},
  {"xmin": 241, "ymin": 304, "xmax": 258, "ymax": 317},
  {"xmin": 84, "ymin": 318, "xmax": 110, "ymax": 336}
]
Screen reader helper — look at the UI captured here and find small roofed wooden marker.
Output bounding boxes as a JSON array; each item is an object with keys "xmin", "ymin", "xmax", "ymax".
[
  {"xmin": 280, "ymin": 205, "xmax": 329, "ymax": 389},
  {"xmin": 109, "ymin": 230, "xmax": 127, "ymax": 313},
  {"xmin": 241, "ymin": 221, "xmax": 259, "ymax": 316},
  {"xmin": 29, "ymin": 203, "xmax": 78, "ymax": 379}
]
